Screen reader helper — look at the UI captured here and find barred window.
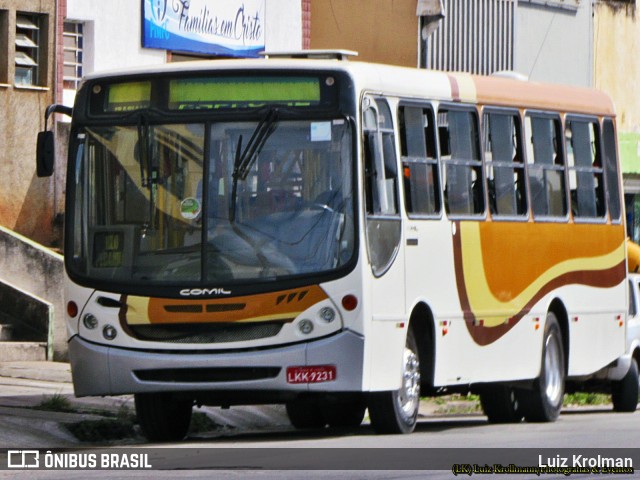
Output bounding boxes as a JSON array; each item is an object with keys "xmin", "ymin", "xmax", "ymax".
[{"xmin": 63, "ymin": 22, "xmax": 83, "ymax": 90}]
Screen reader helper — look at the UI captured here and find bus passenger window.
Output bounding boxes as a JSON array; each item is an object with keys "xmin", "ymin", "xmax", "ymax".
[
  {"xmin": 399, "ymin": 105, "xmax": 440, "ymax": 216},
  {"xmin": 525, "ymin": 114, "xmax": 567, "ymax": 219},
  {"xmin": 603, "ymin": 119, "xmax": 621, "ymax": 221},
  {"xmin": 565, "ymin": 118, "xmax": 605, "ymax": 220},
  {"xmin": 363, "ymin": 96, "xmax": 402, "ymax": 277},
  {"xmin": 439, "ymin": 108, "xmax": 484, "ymax": 216},
  {"xmin": 483, "ymin": 111, "xmax": 526, "ymax": 217},
  {"xmin": 363, "ymin": 98, "xmax": 399, "ymax": 215}
]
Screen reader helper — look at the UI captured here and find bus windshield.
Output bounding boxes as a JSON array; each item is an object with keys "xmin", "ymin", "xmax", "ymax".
[{"xmin": 69, "ymin": 116, "xmax": 355, "ymax": 286}]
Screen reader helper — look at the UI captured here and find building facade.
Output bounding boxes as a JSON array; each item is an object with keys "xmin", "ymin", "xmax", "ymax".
[
  {"xmin": 42, "ymin": 0, "xmax": 303, "ymax": 248},
  {"xmin": 0, "ymin": 0, "xmax": 304, "ymax": 248},
  {"xmin": 0, "ymin": 0, "xmax": 57, "ymax": 245},
  {"xmin": 310, "ymin": 0, "xmax": 640, "ymax": 238},
  {"xmin": 594, "ymin": 1, "xmax": 640, "ymax": 242}
]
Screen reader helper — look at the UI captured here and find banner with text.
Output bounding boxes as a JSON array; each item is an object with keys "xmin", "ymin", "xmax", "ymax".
[{"xmin": 142, "ymin": 0, "xmax": 265, "ymax": 57}]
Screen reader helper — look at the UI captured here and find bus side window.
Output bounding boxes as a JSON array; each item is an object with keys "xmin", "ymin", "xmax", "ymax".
[
  {"xmin": 399, "ymin": 105, "xmax": 441, "ymax": 216},
  {"xmin": 565, "ymin": 118, "xmax": 605, "ymax": 220},
  {"xmin": 363, "ymin": 96, "xmax": 402, "ymax": 276},
  {"xmin": 439, "ymin": 107, "xmax": 484, "ymax": 216},
  {"xmin": 483, "ymin": 110, "xmax": 527, "ymax": 217},
  {"xmin": 603, "ymin": 118, "xmax": 621, "ymax": 222},
  {"xmin": 363, "ymin": 98, "xmax": 399, "ymax": 215},
  {"xmin": 525, "ymin": 114, "xmax": 567, "ymax": 219}
]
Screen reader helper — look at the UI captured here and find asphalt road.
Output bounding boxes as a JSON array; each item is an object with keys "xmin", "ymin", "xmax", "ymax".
[{"xmin": 0, "ymin": 362, "xmax": 638, "ymax": 479}]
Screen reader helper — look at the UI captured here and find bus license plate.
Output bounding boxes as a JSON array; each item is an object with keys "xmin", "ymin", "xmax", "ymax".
[{"xmin": 286, "ymin": 365, "xmax": 337, "ymax": 384}]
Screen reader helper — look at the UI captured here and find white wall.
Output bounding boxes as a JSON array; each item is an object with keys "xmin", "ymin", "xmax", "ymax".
[
  {"xmin": 64, "ymin": 0, "xmax": 302, "ymax": 107},
  {"xmin": 265, "ymin": 0, "xmax": 303, "ymax": 51},
  {"xmin": 67, "ymin": 0, "xmax": 166, "ymax": 76},
  {"xmin": 67, "ymin": 0, "xmax": 301, "ymax": 72},
  {"xmin": 515, "ymin": 1, "xmax": 593, "ymax": 87}
]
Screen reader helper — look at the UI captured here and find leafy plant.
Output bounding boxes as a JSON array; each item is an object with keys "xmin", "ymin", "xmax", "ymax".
[{"xmin": 35, "ymin": 393, "xmax": 74, "ymax": 412}]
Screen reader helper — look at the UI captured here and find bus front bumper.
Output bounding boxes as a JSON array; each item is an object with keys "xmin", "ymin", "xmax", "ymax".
[{"xmin": 68, "ymin": 330, "xmax": 364, "ymax": 398}]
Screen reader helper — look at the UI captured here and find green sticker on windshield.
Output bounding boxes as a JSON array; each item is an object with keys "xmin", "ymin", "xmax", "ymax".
[{"xmin": 180, "ymin": 197, "xmax": 201, "ymax": 220}]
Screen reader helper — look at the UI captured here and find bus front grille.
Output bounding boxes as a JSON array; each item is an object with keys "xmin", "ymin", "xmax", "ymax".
[
  {"xmin": 133, "ymin": 367, "xmax": 281, "ymax": 383},
  {"xmin": 128, "ymin": 322, "xmax": 284, "ymax": 343}
]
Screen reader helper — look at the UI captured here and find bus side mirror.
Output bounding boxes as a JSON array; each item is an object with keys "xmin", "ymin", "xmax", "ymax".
[
  {"xmin": 36, "ymin": 104, "xmax": 73, "ymax": 178},
  {"xmin": 37, "ymin": 130, "xmax": 55, "ymax": 177}
]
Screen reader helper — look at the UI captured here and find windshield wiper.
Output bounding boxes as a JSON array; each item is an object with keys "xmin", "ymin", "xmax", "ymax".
[
  {"xmin": 137, "ymin": 113, "xmax": 157, "ymax": 229},
  {"xmin": 225, "ymin": 108, "xmax": 280, "ymax": 275},
  {"xmin": 229, "ymin": 108, "xmax": 279, "ymax": 222},
  {"xmin": 235, "ymin": 107, "xmax": 279, "ymax": 181}
]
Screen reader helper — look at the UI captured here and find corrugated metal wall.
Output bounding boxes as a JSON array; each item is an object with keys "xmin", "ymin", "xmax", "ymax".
[{"xmin": 424, "ymin": 0, "xmax": 515, "ymax": 75}]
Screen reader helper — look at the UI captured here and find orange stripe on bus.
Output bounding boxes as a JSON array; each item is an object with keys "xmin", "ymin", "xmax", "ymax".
[{"xmin": 121, "ymin": 286, "xmax": 329, "ymax": 325}]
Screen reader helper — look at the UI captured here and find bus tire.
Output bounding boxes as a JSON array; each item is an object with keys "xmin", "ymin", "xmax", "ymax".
[
  {"xmin": 368, "ymin": 329, "xmax": 421, "ymax": 434},
  {"xmin": 479, "ymin": 385, "xmax": 523, "ymax": 423},
  {"xmin": 286, "ymin": 398, "xmax": 327, "ymax": 429},
  {"xmin": 519, "ymin": 312, "xmax": 565, "ymax": 422},
  {"xmin": 322, "ymin": 399, "xmax": 366, "ymax": 428},
  {"xmin": 612, "ymin": 357, "xmax": 639, "ymax": 413},
  {"xmin": 134, "ymin": 392, "xmax": 193, "ymax": 442}
]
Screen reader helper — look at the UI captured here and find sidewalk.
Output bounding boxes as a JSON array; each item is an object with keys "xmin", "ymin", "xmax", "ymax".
[
  {"xmin": 0, "ymin": 361, "xmax": 127, "ymax": 447},
  {"xmin": 0, "ymin": 361, "xmax": 291, "ymax": 448}
]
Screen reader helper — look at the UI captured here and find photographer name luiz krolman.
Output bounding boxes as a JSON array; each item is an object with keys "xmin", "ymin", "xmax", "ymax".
[{"xmin": 452, "ymin": 454, "xmax": 634, "ymax": 476}]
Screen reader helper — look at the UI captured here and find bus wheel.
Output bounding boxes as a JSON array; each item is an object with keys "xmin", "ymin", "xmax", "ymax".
[
  {"xmin": 479, "ymin": 385, "xmax": 523, "ymax": 423},
  {"xmin": 322, "ymin": 398, "xmax": 366, "ymax": 428},
  {"xmin": 519, "ymin": 312, "xmax": 565, "ymax": 422},
  {"xmin": 612, "ymin": 358, "xmax": 639, "ymax": 412},
  {"xmin": 286, "ymin": 398, "xmax": 327, "ymax": 429},
  {"xmin": 368, "ymin": 329, "xmax": 421, "ymax": 434},
  {"xmin": 134, "ymin": 392, "xmax": 193, "ymax": 442}
]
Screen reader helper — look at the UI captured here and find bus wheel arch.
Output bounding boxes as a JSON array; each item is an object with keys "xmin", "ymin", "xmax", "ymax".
[
  {"xmin": 518, "ymin": 304, "xmax": 567, "ymax": 422},
  {"xmin": 548, "ymin": 298, "xmax": 569, "ymax": 376},
  {"xmin": 368, "ymin": 313, "xmax": 427, "ymax": 434},
  {"xmin": 409, "ymin": 302, "xmax": 436, "ymax": 394},
  {"xmin": 612, "ymin": 349, "xmax": 640, "ymax": 412}
]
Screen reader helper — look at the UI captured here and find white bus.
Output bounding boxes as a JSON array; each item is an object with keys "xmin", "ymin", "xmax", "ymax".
[{"xmin": 37, "ymin": 51, "xmax": 628, "ymax": 440}]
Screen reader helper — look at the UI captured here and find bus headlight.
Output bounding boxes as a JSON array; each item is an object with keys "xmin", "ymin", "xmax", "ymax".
[
  {"xmin": 103, "ymin": 324, "xmax": 118, "ymax": 340},
  {"xmin": 318, "ymin": 307, "xmax": 336, "ymax": 323},
  {"xmin": 83, "ymin": 313, "xmax": 98, "ymax": 330},
  {"xmin": 298, "ymin": 319, "xmax": 314, "ymax": 335}
]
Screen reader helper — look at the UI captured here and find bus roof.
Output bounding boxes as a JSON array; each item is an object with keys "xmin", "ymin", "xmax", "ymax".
[{"xmin": 83, "ymin": 57, "xmax": 616, "ymax": 117}]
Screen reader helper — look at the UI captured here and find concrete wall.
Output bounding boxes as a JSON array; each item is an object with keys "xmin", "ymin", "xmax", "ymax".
[
  {"xmin": 0, "ymin": 280, "xmax": 51, "ymax": 343},
  {"xmin": 0, "ymin": 226, "xmax": 65, "ymax": 360},
  {"xmin": 0, "ymin": 0, "xmax": 57, "ymax": 246},
  {"xmin": 515, "ymin": 0, "xmax": 593, "ymax": 86},
  {"xmin": 310, "ymin": 0, "xmax": 419, "ymax": 67},
  {"xmin": 594, "ymin": 1, "xmax": 640, "ymax": 176}
]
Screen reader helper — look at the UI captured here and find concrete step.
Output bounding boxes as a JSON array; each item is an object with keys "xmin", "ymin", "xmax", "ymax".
[
  {"xmin": 0, "ymin": 324, "xmax": 14, "ymax": 341},
  {"xmin": 0, "ymin": 342, "xmax": 47, "ymax": 362}
]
